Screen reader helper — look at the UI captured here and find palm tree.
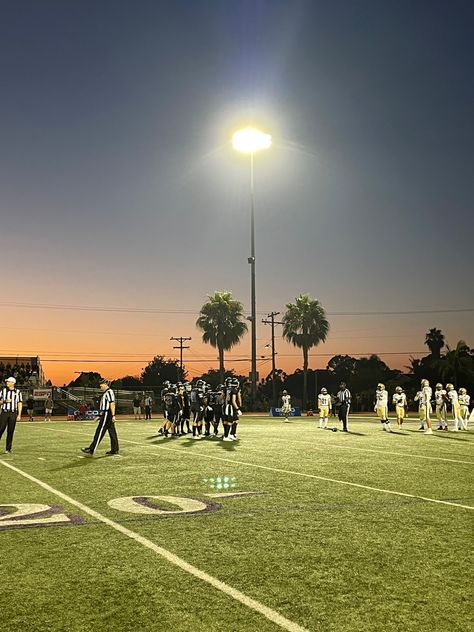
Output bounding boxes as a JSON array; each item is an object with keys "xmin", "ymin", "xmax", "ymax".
[
  {"xmin": 439, "ymin": 340, "xmax": 474, "ymax": 388},
  {"xmin": 424, "ymin": 328, "xmax": 445, "ymax": 359},
  {"xmin": 282, "ymin": 294, "xmax": 329, "ymax": 410},
  {"xmin": 196, "ymin": 291, "xmax": 248, "ymax": 384}
]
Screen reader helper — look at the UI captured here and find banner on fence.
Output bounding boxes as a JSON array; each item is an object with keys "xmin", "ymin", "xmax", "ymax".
[
  {"xmin": 33, "ymin": 388, "xmax": 52, "ymax": 400},
  {"xmin": 269, "ymin": 406, "xmax": 301, "ymax": 417}
]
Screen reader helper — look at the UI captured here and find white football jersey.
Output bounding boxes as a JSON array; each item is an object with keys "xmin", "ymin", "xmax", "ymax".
[
  {"xmin": 281, "ymin": 394, "xmax": 291, "ymax": 407},
  {"xmin": 447, "ymin": 390, "xmax": 459, "ymax": 407},
  {"xmin": 459, "ymin": 393, "xmax": 470, "ymax": 406},
  {"xmin": 422, "ymin": 386, "xmax": 432, "ymax": 405},
  {"xmin": 435, "ymin": 389, "xmax": 446, "ymax": 405},
  {"xmin": 318, "ymin": 394, "xmax": 331, "ymax": 407},
  {"xmin": 375, "ymin": 389, "xmax": 388, "ymax": 407},
  {"xmin": 393, "ymin": 392, "xmax": 407, "ymax": 407}
]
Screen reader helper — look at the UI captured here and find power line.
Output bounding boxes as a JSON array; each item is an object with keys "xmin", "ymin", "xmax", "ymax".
[{"xmin": 1, "ymin": 300, "xmax": 473, "ymax": 317}]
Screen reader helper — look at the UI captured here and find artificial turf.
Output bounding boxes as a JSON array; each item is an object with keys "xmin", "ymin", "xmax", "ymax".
[{"xmin": 1, "ymin": 415, "xmax": 472, "ymax": 632}]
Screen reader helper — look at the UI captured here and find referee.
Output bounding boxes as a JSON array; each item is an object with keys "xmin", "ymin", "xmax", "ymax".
[
  {"xmin": 0, "ymin": 377, "xmax": 23, "ymax": 453},
  {"xmin": 81, "ymin": 379, "xmax": 119, "ymax": 456},
  {"xmin": 336, "ymin": 382, "xmax": 351, "ymax": 432}
]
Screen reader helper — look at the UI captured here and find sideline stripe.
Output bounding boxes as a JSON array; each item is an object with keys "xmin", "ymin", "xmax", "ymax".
[
  {"xmin": 37, "ymin": 426, "xmax": 474, "ymax": 511},
  {"xmin": 0, "ymin": 460, "xmax": 309, "ymax": 632}
]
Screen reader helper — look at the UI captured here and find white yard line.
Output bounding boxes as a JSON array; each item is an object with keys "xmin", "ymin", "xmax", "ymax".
[
  {"xmin": 242, "ymin": 437, "xmax": 474, "ymax": 466},
  {"xmin": 0, "ymin": 458, "xmax": 309, "ymax": 632},
  {"xmin": 35, "ymin": 426, "xmax": 474, "ymax": 511}
]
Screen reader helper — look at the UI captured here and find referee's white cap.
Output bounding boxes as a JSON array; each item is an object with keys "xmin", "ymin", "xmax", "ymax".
[{"xmin": 6, "ymin": 377, "xmax": 16, "ymax": 384}]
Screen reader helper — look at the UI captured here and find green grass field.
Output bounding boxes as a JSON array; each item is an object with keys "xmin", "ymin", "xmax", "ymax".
[{"xmin": 1, "ymin": 415, "xmax": 472, "ymax": 632}]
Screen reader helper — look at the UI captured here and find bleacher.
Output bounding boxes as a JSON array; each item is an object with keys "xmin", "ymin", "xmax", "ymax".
[{"xmin": 0, "ymin": 356, "xmax": 45, "ymax": 388}]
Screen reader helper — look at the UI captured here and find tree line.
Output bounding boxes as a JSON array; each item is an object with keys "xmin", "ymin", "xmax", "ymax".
[{"xmin": 67, "ymin": 290, "xmax": 474, "ymax": 412}]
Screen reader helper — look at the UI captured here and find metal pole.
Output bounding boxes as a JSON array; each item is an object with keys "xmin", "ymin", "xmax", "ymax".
[
  {"xmin": 262, "ymin": 311, "xmax": 282, "ymax": 406},
  {"xmin": 249, "ymin": 152, "xmax": 257, "ymax": 403},
  {"xmin": 170, "ymin": 337, "xmax": 191, "ymax": 381}
]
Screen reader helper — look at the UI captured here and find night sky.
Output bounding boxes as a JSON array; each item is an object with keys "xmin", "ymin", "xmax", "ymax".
[{"xmin": 1, "ymin": 0, "xmax": 473, "ymax": 385}]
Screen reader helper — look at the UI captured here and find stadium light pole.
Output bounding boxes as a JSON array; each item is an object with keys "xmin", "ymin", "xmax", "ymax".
[{"xmin": 232, "ymin": 127, "xmax": 272, "ymax": 404}]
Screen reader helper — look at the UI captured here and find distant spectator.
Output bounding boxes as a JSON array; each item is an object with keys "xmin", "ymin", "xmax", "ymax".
[
  {"xmin": 26, "ymin": 395, "xmax": 35, "ymax": 422},
  {"xmin": 132, "ymin": 396, "xmax": 142, "ymax": 420},
  {"xmin": 44, "ymin": 395, "xmax": 54, "ymax": 421},
  {"xmin": 79, "ymin": 402, "xmax": 88, "ymax": 420},
  {"xmin": 144, "ymin": 394, "xmax": 153, "ymax": 420}
]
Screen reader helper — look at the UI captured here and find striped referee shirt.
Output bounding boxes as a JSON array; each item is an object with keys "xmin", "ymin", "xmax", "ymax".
[
  {"xmin": 0, "ymin": 387, "xmax": 23, "ymax": 412},
  {"xmin": 99, "ymin": 388, "xmax": 115, "ymax": 413},
  {"xmin": 337, "ymin": 388, "xmax": 351, "ymax": 405}
]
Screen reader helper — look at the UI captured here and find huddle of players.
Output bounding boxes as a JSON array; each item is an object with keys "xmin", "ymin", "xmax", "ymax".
[
  {"xmin": 158, "ymin": 377, "xmax": 242, "ymax": 441},
  {"xmin": 375, "ymin": 380, "xmax": 470, "ymax": 434}
]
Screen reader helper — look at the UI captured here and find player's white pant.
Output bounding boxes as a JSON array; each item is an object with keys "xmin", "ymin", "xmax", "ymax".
[
  {"xmin": 319, "ymin": 406, "xmax": 329, "ymax": 428},
  {"xmin": 281, "ymin": 405, "xmax": 291, "ymax": 419},
  {"xmin": 459, "ymin": 405, "xmax": 469, "ymax": 430},
  {"xmin": 436, "ymin": 404, "xmax": 448, "ymax": 428},
  {"xmin": 451, "ymin": 404, "xmax": 462, "ymax": 431}
]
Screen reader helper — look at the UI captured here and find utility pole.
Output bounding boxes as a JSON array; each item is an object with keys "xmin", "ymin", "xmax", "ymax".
[
  {"xmin": 170, "ymin": 336, "xmax": 191, "ymax": 380},
  {"xmin": 262, "ymin": 311, "xmax": 283, "ymax": 406}
]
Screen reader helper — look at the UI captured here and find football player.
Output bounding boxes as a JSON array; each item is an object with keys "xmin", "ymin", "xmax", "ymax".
[
  {"xmin": 434, "ymin": 383, "xmax": 448, "ymax": 431},
  {"xmin": 374, "ymin": 383, "xmax": 391, "ymax": 431},
  {"xmin": 280, "ymin": 390, "xmax": 291, "ymax": 422},
  {"xmin": 392, "ymin": 386, "xmax": 407, "ymax": 428},
  {"xmin": 212, "ymin": 384, "xmax": 225, "ymax": 436},
  {"xmin": 162, "ymin": 385, "xmax": 181, "ymax": 437},
  {"xmin": 318, "ymin": 387, "xmax": 332, "ymax": 429},
  {"xmin": 420, "ymin": 379, "xmax": 433, "ymax": 434},
  {"xmin": 414, "ymin": 388, "xmax": 425, "ymax": 431},
  {"xmin": 223, "ymin": 377, "xmax": 241, "ymax": 441},
  {"xmin": 181, "ymin": 382, "xmax": 192, "ymax": 434},
  {"xmin": 157, "ymin": 381, "xmax": 171, "ymax": 435},
  {"xmin": 203, "ymin": 383, "xmax": 214, "ymax": 436},
  {"xmin": 445, "ymin": 384, "xmax": 462, "ymax": 431},
  {"xmin": 190, "ymin": 380, "xmax": 205, "ymax": 439},
  {"xmin": 415, "ymin": 379, "xmax": 433, "ymax": 434},
  {"xmin": 458, "ymin": 388, "xmax": 470, "ymax": 430}
]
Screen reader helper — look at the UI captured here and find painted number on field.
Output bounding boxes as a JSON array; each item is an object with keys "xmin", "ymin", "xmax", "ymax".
[
  {"xmin": 108, "ymin": 495, "xmax": 216, "ymax": 516},
  {"xmin": 0, "ymin": 504, "xmax": 84, "ymax": 530}
]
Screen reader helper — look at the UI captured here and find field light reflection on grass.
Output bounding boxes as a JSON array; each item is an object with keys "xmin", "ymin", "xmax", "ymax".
[{"xmin": 203, "ymin": 476, "xmax": 237, "ymax": 491}]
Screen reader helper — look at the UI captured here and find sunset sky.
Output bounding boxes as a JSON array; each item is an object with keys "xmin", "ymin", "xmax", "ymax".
[{"xmin": 1, "ymin": 1, "xmax": 473, "ymax": 386}]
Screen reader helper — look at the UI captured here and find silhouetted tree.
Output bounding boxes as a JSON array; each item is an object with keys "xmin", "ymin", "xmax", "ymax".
[
  {"xmin": 196, "ymin": 291, "xmax": 248, "ymax": 384},
  {"xmin": 141, "ymin": 356, "xmax": 185, "ymax": 393},
  {"xmin": 424, "ymin": 328, "xmax": 445, "ymax": 359},
  {"xmin": 282, "ymin": 294, "xmax": 329, "ymax": 410}
]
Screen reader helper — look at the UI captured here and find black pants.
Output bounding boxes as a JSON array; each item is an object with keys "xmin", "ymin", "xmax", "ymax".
[
  {"xmin": 145, "ymin": 405, "xmax": 151, "ymax": 419},
  {"xmin": 338, "ymin": 403, "xmax": 350, "ymax": 431},
  {"xmin": 0, "ymin": 411, "xmax": 18, "ymax": 451},
  {"xmin": 89, "ymin": 411, "xmax": 119, "ymax": 453}
]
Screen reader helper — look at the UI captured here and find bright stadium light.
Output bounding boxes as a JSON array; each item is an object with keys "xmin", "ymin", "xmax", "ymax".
[
  {"xmin": 232, "ymin": 126, "xmax": 271, "ymax": 404},
  {"xmin": 232, "ymin": 127, "xmax": 272, "ymax": 153}
]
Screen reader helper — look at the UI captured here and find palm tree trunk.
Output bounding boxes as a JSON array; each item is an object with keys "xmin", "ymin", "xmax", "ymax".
[
  {"xmin": 218, "ymin": 346, "xmax": 225, "ymax": 384},
  {"xmin": 303, "ymin": 346, "xmax": 308, "ymax": 412}
]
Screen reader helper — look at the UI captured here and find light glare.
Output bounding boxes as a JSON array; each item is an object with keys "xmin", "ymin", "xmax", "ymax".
[{"xmin": 232, "ymin": 127, "xmax": 272, "ymax": 153}]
